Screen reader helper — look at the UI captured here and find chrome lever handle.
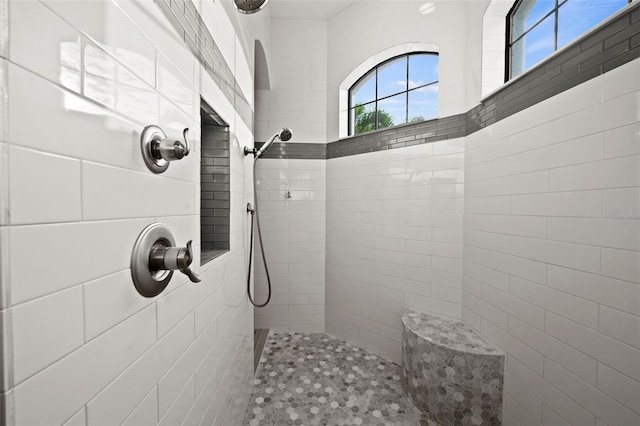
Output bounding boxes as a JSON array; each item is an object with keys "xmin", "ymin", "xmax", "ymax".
[
  {"xmin": 141, "ymin": 125, "xmax": 190, "ymax": 173},
  {"xmin": 180, "ymin": 241, "xmax": 201, "ymax": 283},
  {"xmin": 148, "ymin": 239, "xmax": 201, "ymax": 283}
]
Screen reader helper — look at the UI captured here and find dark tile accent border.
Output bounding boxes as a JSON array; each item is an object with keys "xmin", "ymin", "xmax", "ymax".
[
  {"xmin": 327, "ymin": 114, "xmax": 467, "ymax": 159},
  {"xmin": 154, "ymin": 0, "xmax": 253, "ymax": 130},
  {"xmin": 254, "ymin": 142, "xmax": 327, "ymax": 160},
  {"xmin": 159, "ymin": 0, "xmax": 640, "ymax": 160}
]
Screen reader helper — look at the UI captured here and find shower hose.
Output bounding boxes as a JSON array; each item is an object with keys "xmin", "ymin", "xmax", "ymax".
[{"xmin": 247, "ymin": 157, "xmax": 272, "ymax": 307}]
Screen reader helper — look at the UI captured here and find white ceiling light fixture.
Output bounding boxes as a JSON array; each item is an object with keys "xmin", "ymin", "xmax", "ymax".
[{"xmin": 419, "ymin": 2, "xmax": 436, "ymax": 15}]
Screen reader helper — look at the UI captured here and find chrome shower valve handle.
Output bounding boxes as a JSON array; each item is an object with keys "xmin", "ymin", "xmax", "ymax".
[
  {"xmin": 141, "ymin": 126, "xmax": 191, "ymax": 173},
  {"xmin": 149, "ymin": 240, "xmax": 201, "ymax": 283},
  {"xmin": 131, "ymin": 223, "xmax": 201, "ymax": 298}
]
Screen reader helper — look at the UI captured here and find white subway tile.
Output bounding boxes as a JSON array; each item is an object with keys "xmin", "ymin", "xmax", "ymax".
[
  {"xmin": 87, "ymin": 313, "xmax": 194, "ymax": 425},
  {"xmin": 545, "ymin": 312, "xmax": 640, "ymax": 381},
  {"xmin": 601, "ymin": 247, "xmax": 640, "ymax": 284},
  {"xmin": 598, "ymin": 306, "xmax": 640, "ymax": 349},
  {"xmin": 482, "ymin": 250, "xmax": 547, "ymax": 285},
  {"xmin": 547, "ymin": 265, "xmax": 640, "ymax": 316},
  {"xmin": 483, "ymin": 284, "xmax": 545, "ymax": 330},
  {"xmin": 12, "ymin": 287, "xmax": 84, "ymax": 384},
  {"xmin": 13, "ymin": 305, "xmax": 156, "ymax": 426},
  {"xmin": 543, "ymin": 286, "xmax": 599, "ymax": 330},
  {"xmin": 510, "ymin": 236, "xmax": 601, "ymax": 274},
  {"xmin": 549, "ymin": 156, "xmax": 640, "ymax": 191},
  {"xmin": 602, "ymin": 187, "xmax": 640, "ymax": 219},
  {"xmin": 548, "ymin": 217, "xmax": 640, "ymax": 251},
  {"xmin": 482, "ymin": 320, "xmax": 543, "ymax": 375},
  {"xmin": 42, "ymin": 0, "xmax": 155, "ymax": 86},
  {"xmin": 509, "ymin": 316, "xmax": 597, "ymax": 386},
  {"xmin": 63, "ymin": 408, "xmax": 86, "ymax": 426},
  {"xmin": 9, "ymin": 1, "xmax": 81, "ymax": 92},
  {"xmin": 544, "ymin": 359, "xmax": 640, "ymax": 426},
  {"xmin": 511, "ymin": 190, "xmax": 602, "ymax": 217},
  {"xmin": 603, "ymin": 91, "xmax": 640, "ymax": 130},
  {"xmin": 121, "ymin": 386, "xmax": 157, "ymax": 426},
  {"xmin": 603, "ymin": 58, "xmax": 640, "ymax": 101},
  {"xmin": 9, "ymin": 146, "xmax": 81, "ymax": 225},
  {"xmin": 158, "ymin": 317, "xmax": 217, "ymax": 418},
  {"xmin": 7, "ymin": 64, "xmax": 155, "ymax": 171},
  {"xmin": 548, "ymin": 103, "xmax": 604, "ymax": 144},
  {"xmin": 603, "ymin": 122, "xmax": 640, "ymax": 159},
  {"xmin": 82, "ymin": 162, "xmax": 195, "ymax": 220},
  {"xmin": 10, "ymin": 218, "xmax": 153, "ymax": 304},
  {"xmin": 596, "ymin": 362, "xmax": 640, "ymax": 415},
  {"xmin": 462, "ymin": 292, "xmax": 508, "ymax": 330},
  {"xmin": 542, "ymin": 404, "xmax": 571, "ymax": 426},
  {"xmin": 507, "ymin": 356, "xmax": 596, "ymax": 426},
  {"xmin": 84, "ymin": 270, "xmax": 153, "ymax": 341},
  {"xmin": 483, "ymin": 215, "xmax": 547, "ymax": 238},
  {"xmin": 505, "ymin": 393, "xmax": 543, "ymax": 426},
  {"xmin": 158, "ymin": 375, "xmax": 195, "ymax": 426}
]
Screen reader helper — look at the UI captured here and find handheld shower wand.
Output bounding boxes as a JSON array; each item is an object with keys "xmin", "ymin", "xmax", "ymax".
[
  {"xmin": 244, "ymin": 128, "xmax": 292, "ymax": 158},
  {"xmin": 245, "ymin": 128, "xmax": 292, "ymax": 307}
]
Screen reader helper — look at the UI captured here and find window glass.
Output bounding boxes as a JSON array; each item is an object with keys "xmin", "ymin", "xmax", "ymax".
[
  {"xmin": 521, "ymin": 14, "xmax": 555, "ymax": 74},
  {"xmin": 507, "ymin": 0, "xmax": 631, "ymax": 80},
  {"xmin": 348, "ymin": 53, "xmax": 439, "ymax": 135},
  {"xmin": 378, "ymin": 93, "xmax": 407, "ymax": 128},
  {"xmin": 351, "ymin": 102, "xmax": 376, "ymax": 135},
  {"xmin": 350, "ymin": 73, "xmax": 376, "ymax": 106},
  {"xmin": 512, "ymin": 0, "xmax": 555, "ymax": 40},
  {"xmin": 377, "ymin": 57, "xmax": 407, "ymax": 98},
  {"xmin": 408, "ymin": 84, "xmax": 438, "ymax": 123},
  {"xmin": 409, "ymin": 54, "xmax": 439, "ymax": 87},
  {"xmin": 557, "ymin": 0, "xmax": 629, "ymax": 48}
]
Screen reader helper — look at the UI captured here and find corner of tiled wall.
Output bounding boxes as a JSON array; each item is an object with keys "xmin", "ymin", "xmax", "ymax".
[{"xmin": 1, "ymin": 0, "xmax": 258, "ymax": 424}]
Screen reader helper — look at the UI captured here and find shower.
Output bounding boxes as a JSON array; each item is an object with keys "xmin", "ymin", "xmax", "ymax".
[
  {"xmin": 245, "ymin": 128, "xmax": 293, "ymax": 307},
  {"xmin": 233, "ymin": 0, "xmax": 270, "ymax": 14}
]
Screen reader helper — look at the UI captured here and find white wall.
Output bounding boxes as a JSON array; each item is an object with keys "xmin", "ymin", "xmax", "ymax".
[
  {"xmin": 1, "ymin": 0, "xmax": 265, "ymax": 424},
  {"xmin": 325, "ymin": 138, "xmax": 465, "ymax": 363},
  {"xmin": 253, "ymin": 159, "xmax": 326, "ymax": 332},
  {"xmin": 462, "ymin": 58, "xmax": 640, "ymax": 426},
  {"xmin": 254, "ymin": 18, "xmax": 327, "ymax": 143},
  {"xmin": 327, "ymin": 1, "xmax": 482, "ymax": 142}
]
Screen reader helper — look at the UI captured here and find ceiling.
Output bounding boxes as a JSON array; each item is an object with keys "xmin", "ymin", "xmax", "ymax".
[{"xmin": 268, "ymin": 0, "xmax": 356, "ymax": 20}]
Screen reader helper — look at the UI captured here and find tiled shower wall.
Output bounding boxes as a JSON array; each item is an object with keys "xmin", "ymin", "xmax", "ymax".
[
  {"xmin": 326, "ymin": 138, "xmax": 464, "ymax": 363},
  {"xmin": 463, "ymin": 57, "xmax": 640, "ymax": 425},
  {"xmin": 1, "ymin": 0, "xmax": 260, "ymax": 424},
  {"xmin": 253, "ymin": 159, "xmax": 326, "ymax": 332}
]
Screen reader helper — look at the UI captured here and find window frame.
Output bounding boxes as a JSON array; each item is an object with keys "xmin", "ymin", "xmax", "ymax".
[
  {"xmin": 347, "ymin": 52, "xmax": 439, "ymax": 136},
  {"xmin": 505, "ymin": 0, "xmax": 633, "ymax": 82}
]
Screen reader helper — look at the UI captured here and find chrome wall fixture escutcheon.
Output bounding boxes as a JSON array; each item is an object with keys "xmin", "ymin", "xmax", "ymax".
[
  {"xmin": 131, "ymin": 223, "xmax": 201, "ymax": 298},
  {"xmin": 141, "ymin": 126, "xmax": 191, "ymax": 173}
]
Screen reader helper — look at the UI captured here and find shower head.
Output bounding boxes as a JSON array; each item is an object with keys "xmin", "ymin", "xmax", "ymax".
[
  {"xmin": 278, "ymin": 128, "xmax": 292, "ymax": 142},
  {"xmin": 233, "ymin": 0, "xmax": 269, "ymax": 14},
  {"xmin": 255, "ymin": 128, "xmax": 293, "ymax": 159}
]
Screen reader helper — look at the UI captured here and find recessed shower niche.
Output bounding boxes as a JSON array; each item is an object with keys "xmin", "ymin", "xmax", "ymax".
[{"xmin": 200, "ymin": 99, "xmax": 230, "ymax": 264}]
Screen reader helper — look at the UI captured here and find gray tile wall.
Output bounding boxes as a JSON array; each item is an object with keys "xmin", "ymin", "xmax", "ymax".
[
  {"xmin": 201, "ymin": 125, "xmax": 230, "ymax": 257},
  {"xmin": 159, "ymin": 0, "xmax": 640, "ymax": 160},
  {"xmin": 154, "ymin": 0, "xmax": 253, "ymax": 130}
]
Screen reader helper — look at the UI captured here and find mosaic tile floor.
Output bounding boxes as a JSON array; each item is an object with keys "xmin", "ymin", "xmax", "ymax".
[{"xmin": 243, "ymin": 332, "xmax": 433, "ymax": 426}]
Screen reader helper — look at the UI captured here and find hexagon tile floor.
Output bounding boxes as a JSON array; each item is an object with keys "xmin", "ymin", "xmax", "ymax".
[{"xmin": 243, "ymin": 332, "xmax": 433, "ymax": 426}]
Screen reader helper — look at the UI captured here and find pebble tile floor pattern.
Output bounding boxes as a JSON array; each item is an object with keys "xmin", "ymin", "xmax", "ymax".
[{"xmin": 243, "ymin": 332, "xmax": 434, "ymax": 426}]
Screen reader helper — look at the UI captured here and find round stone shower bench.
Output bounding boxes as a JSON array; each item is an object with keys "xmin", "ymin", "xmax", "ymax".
[{"xmin": 401, "ymin": 310, "xmax": 505, "ymax": 426}]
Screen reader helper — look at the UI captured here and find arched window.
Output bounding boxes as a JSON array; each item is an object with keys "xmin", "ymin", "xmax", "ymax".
[
  {"xmin": 507, "ymin": 0, "xmax": 632, "ymax": 80},
  {"xmin": 348, "ymin": 53, "xmax": 439, "ymax": 136}
]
